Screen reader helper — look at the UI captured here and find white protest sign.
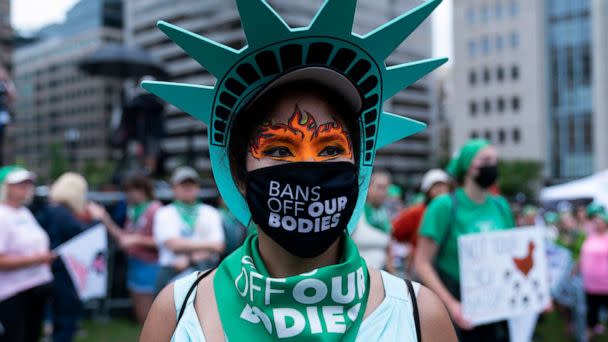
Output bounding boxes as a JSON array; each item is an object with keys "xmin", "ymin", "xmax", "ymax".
[
  {"xmin": 56, "ymin": 224, "xmax": 108, "ymax": 301},
  {"xmin": 458, "ymin": 226, "xmax": 550, "ymax": 326}
]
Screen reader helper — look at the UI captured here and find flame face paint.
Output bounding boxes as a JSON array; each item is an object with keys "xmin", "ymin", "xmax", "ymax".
[{"xmin": 250, "ymin": 105, "xmax": 353, "ymax": 162}]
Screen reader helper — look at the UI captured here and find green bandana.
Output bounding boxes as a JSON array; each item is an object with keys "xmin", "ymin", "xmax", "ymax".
[
  {"xmin": 127, "ymin": 201, "xmax": 150, "ymax": 225},
  {"xmin": 446, "ymin": 139, "xmax": 490, "ymax": 180},
  {"xmin": 363, "ymin": 203, "xmax": 391, "ymax": 233},
  {"xmin": 214, "ymin": 233, "xmax": 370, "ymax": 341},
  {"xmin": 173, "ymin": 201, "xmax": 200, "ymax": 236}
]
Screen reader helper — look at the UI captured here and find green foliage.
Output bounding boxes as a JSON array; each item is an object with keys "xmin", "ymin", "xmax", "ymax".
[
  {"xmin": 49, "ymin": 143, "xmax": 68, "ymax": 181},
  {"xmin": 498, "ymin": 160, "xmax": 544, "ymax": 200},
  {"xmin": 76, "ymin": 319, "xmax": 140, "ymax": 342},
  {"xmin": 83, "ymin": 160, "xmax": 115, "ymax": 189}
]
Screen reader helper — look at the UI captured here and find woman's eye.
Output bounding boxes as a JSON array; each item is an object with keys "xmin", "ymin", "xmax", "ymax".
[
  {"xmin": 319, "ymin": 146, "xmax": 345, "ymax": 157},
  {"xmin": 263, "ymin": 146, "xmax": 293, "ymax": 158}
]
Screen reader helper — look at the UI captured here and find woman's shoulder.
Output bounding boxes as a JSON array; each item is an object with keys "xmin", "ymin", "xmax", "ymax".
[
  {"xmin": 155, "ymin": 203, "xmax": 177, "ymax": 218},
  {"xmin": 174, "ymin": 271, "xmax": 207, "ymax": 309},
  {"xmin": 364, "ymin": 268, "xmax": 457, "ymax": 341},
  {"xmin": 490, "ymin": 193, "xmax": 510, "ymax": 207},
  {"xmin": 415, "ymin": 285, "xmax": 457, "ymax": 341},
  {"xmin": 47, "ymin": 203, "xmax": 69, "ymax": 214},
  {"xmin": 144, "ymin": 271, "xmax": 210, "ymax": 329},
  {"xmin": 378, "ymin": 271, "xmax": 456, "ymax": 341},
  {"xmin": 45, "ymin": 204, "xmax": 77, "ymax": 224},
  {"xmin": 199, "ymin": 203, "xmax": 221, "ymax": 215},
  {"xmin": 140, "ymin": 281, "xmax": 179, "ymax": 342},
  {"xmin": 144, "ymin": 201, "xmax": 163, "ymax": 218},
  {"xmin": 424, "ymin": 192, "xmax": 453, "ymax": 214}
]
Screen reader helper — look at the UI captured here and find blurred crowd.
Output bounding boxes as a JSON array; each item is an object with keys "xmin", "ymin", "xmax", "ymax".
[
  {"xmin": 0, "ymin": 136, "xmax": 607, "ymax": 342},
  {"xmin": 349, "ymin": 139, "xmax": 608, "ymax": 342},
  {"xmin": 0, "ymin": 165, "xmax": 246, "ymax": 341}
]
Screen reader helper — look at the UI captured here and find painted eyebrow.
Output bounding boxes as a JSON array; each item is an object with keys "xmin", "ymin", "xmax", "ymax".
[
  {"xmin": 257, "ymin": 135, "xmax": 301, "ymax": 146},
  {"xmin": 312, "ymin": 134, "xmax": 351, "ymax": 145}
]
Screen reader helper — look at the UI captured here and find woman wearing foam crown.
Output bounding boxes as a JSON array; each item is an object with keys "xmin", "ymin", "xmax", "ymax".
[{"xmin": 140, "ymin": 0, "xmax": 456, "ymax": 340}]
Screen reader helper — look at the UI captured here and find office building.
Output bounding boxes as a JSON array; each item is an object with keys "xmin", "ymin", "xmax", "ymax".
[
  {"xmin": 451, "ymin": 0, "xmax": 547, "ymax": 167},
  {"xmin": 546, "ymin": 0, "xmax": 594, "ymax": 180},
  {"xmin": 11, "ymin": 0, "xmax": 122, "ymax": 179},
  {"xmin": 0, "ymin": 0, "xmax": 10, "ymax": 70},
  {"xmin": 592, "ymin": 0, "xmax": 608, "ymax": 173}
]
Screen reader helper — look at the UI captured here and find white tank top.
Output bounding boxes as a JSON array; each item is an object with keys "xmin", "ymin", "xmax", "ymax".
[{"xmin": 171, "ymin": 270, "xmax": 421, "ymax": 341}]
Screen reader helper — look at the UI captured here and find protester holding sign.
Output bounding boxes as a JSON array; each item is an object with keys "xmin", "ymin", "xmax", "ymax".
[
  {"xmin": 89, "ymin": 174, "xmax": 162, "ymax": 324},
  {"xmin": 42, "ymin": 172, "xmax": 93, "ymax": 342},
  {"xmin": 415, "ymin": 139, "xmax": 515, "ymax": 341},
  {"xmin": 153, "ymin": 167, "xmax": 225, "ymax": 293},
  {"xmin": 0, "ymin": 166, "xmax": 53, "ymax": 342},
  {"xmin": 139, "ymin": 1, "xmax": 456, "ymax": 340},
  {"xmin": 580, "ymin": 203, "xmax": 608, "ymax": 339}
]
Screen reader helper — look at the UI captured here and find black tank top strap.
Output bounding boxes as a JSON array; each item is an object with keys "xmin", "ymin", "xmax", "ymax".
[
  {"xmin": 405, "ymin": 279, "xmax": 422, "ymax": 342},
  {"xmin": 176, "ymin": 267, "xmax": 216, "ymax": 325}
]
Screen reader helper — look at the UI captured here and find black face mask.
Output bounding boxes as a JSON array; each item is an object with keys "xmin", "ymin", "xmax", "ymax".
[
  {"xmin": 474, "ymin": 165, "xmax": 498, "ymax": 189},
  {"xmin": 246, "ymin": 162, "xmax": 358, "ymax": 258}
]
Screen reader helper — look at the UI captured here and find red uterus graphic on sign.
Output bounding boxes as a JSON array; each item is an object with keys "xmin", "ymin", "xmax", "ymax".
[
  {"xmin": 512, "ymin": 241, "xmax": 535, "ymax": 277},
  {"xmin": 64, "ymin": 254, "xmax": 89, "ymax": 290}
]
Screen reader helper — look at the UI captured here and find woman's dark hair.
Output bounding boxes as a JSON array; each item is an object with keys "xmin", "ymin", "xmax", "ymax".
[
  {"xmin": 228, "ymin": 80, "xmax": 361, "ymax": 187},
  {"xmin": 124, "ymin": 175, "xmax": 155, "ymax": 200}
]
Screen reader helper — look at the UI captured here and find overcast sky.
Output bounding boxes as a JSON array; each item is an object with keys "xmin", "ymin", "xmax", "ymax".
[
  {"xmin": 12, "ymin": 0, "xmax": 453, "ymax": 60},
  {"xmin": 11, "ymin": 0, "xmax": 79, "ymax": 34}
]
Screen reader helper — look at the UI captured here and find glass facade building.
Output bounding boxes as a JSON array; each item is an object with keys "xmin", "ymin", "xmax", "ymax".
[{"xmin": 547, "ymin": 0, "xmax": 593, "ymax": 180}]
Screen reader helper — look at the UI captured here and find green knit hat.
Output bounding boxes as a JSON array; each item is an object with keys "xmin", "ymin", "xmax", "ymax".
[{"xmin": 446, "ymin": 139, "xmax": 490, "ymax": 180}]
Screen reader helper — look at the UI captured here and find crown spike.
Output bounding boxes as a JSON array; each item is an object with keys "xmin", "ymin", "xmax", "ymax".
[
  {"xmin": 309, "ymin": 0, "xmax": 358, "ymax": 37},
  {"xmin": 383, "ymin": 57, "xmax": 447, "ymax": 101},
  {"xmin": 235, "ymin": 0, "xmax": 291, "ymax": 47},
  {"xmin": 142, "ymin": 81, "xmax": 214, "ymax": 125},
  {"xmin": 376, "ymin": 112, "xmax": 426, "ymax": 149},
  {"xmin": 157, "ymin": 21, "xmax": 240, "ymax": 78},
  {"xmin": 361, "ymin": 0, "xmax": 442, "ymax": 61}
]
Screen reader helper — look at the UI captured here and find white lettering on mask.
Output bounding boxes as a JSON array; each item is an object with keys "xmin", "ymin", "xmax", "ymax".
[{"xmin": 265, "ymin": 180, "xmax": 350, "ymax": 234}]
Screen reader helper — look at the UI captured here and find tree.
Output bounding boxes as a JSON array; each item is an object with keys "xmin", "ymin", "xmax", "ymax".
[
  {"xmin": 498, "ymin": 160, "xmax": 544, "ymax": 201},
  {"xmin": 83, "ymin": 160, "xmax": 116, "ymax": 189},
  {"xmin": 49, "ymin": 143, "xmax": 68, "ymax": 181}
]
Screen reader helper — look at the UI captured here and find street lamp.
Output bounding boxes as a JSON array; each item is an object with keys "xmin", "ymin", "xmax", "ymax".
[{"xmin": 64, "ymin": 127, "xmax": 81, "ymax": 169}]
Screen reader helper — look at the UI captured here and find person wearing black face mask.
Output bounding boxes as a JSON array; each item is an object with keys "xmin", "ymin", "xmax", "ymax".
[
  {"xmin": 142, "ymin": 82, "xmax": 456, "ymax": 342},
  {"xmin": 140, "ymin": 1, "xmax": 457, "ymax": 340},
  {"xmin": 414, "ymin": 139, "xmax": 515, "ymax": 342}
]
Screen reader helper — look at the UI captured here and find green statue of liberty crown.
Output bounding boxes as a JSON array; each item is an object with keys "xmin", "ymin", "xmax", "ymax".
[{"xmin": 143, "ymin": 0, "xmax": 447, "ymax": 232}]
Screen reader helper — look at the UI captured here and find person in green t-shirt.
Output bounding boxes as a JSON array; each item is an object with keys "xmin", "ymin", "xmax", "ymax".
[{"xmin": 414, "ymin": 139, "xmax": 515, "ymax": 342}]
